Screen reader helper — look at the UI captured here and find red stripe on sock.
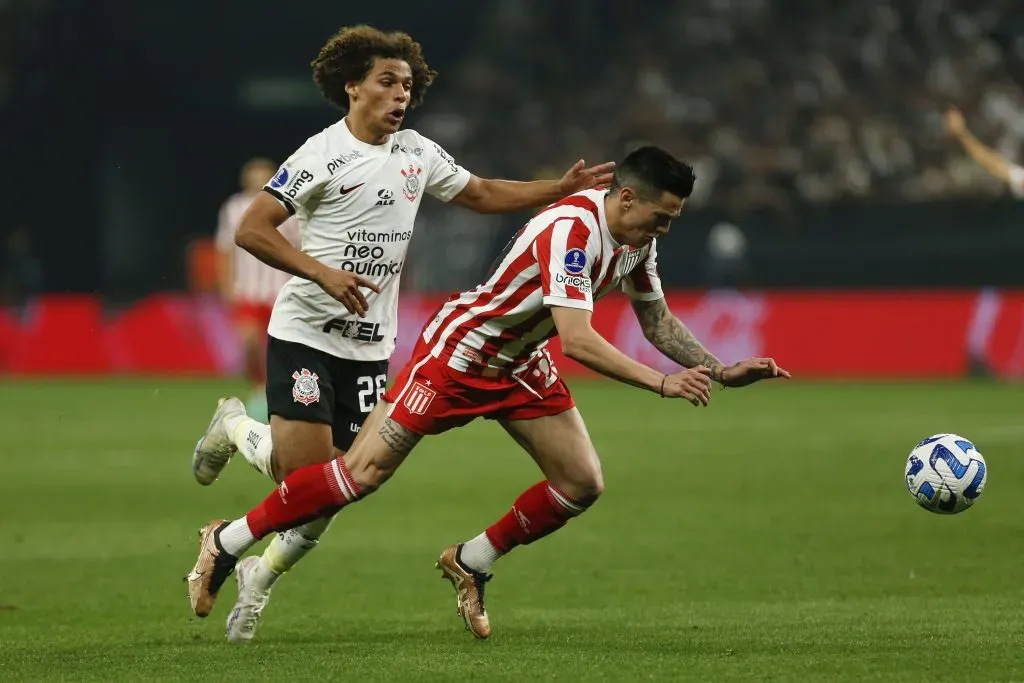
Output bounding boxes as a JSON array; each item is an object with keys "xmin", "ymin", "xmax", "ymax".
[
  {"xmin": 546, "ymin": 484, "xmax": 585, "ymax": 515},
  {"xmin": 336, "ymin": 458, "xmax": 362, "ymax": 501},
  {"xmin": 325, "ymin": 461, "xmax": 345, "ymax": 503}
]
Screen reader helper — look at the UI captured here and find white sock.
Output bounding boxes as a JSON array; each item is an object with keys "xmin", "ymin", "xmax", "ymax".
[
  {"xmin": 250, "ymin": 516, "xmax": 335, "ymax": 592},
  {"xmin": 459, "ymin": 532, "xmax": 502, "ymax": 573},
  {"xmin": 230, "ymin": 418, "xmax": 275, "ymax": 480},
  {"xmin": 218, "ymin": 517, "xmax": 257, "ymax": 557}
]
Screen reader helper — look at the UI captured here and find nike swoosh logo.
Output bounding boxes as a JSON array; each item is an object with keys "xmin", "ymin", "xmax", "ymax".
[
  {"xmin": 339, "ymin": 183, "xmax": 365, "ymax": 196},
  {"xmin": 187, "ymin": 569, "xmax": 203, "ymax": 582}
]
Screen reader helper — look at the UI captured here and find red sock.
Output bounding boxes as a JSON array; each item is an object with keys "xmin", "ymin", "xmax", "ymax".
[
  {"xmin": 246, "ymin": 457, "xmax": 361, "ymax": 539},
  {"xmin": 484, "ymin": 481, "xmax": 590, "ymax": 554}
]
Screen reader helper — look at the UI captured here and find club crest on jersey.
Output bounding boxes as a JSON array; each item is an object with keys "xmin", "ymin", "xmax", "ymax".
[
  {"xmin": 564, "ymin": 248, "xmax": 587, "ymax": 275},
  {"xmin": 400, "ymin": 165, "xmax": 422, "ymax": 201},
  {"xmin": 403, "ymin": 381, "xmax": 436, "ymax": 415},
  {"xmin": 620, "ymin": 246, "xmax": 644, "ymax": 274},
  {"xmin": 291, "ymin": 368, "xmax": 321, "ymax": 406}
]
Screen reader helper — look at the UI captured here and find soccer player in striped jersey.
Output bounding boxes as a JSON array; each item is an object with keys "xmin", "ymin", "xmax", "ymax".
[{"xmin": 187, "ymin": 146, "xmax": 789, "ymax": 640}]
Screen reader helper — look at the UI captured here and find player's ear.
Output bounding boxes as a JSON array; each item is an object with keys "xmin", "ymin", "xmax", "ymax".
[
  {"xmin": 620, "ymin": 186, "xmax": 635, "ymax": 211},
  {"xmin": 345, "ymin": 80, "xmax": 360, "ymax": 101}
]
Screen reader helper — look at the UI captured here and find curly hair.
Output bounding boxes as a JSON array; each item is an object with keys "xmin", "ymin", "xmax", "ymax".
[{"xmin": 311, "ymin": 25, "xmax": 437, "ymax": 112}]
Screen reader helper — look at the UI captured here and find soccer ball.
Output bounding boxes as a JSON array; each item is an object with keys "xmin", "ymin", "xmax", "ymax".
[{"xmin": 905, "ymin": 434, "xmax": 987, "ymax": 514}]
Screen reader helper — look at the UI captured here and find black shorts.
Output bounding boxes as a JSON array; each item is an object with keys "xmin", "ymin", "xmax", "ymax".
[{"xmin": 266, "ymin": 336, "xmax": 389, "ymax": 451}]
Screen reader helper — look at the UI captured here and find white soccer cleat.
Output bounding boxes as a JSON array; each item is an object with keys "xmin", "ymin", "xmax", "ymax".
[
  {"xmin": 192, "ymin": 397, "xmax": 245, "ymax": 485},
  {"xmin": 226, "ymin": 556, "xmax": 271, "ymax": 643}
]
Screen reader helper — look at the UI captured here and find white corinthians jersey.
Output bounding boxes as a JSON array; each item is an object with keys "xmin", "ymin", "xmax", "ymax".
[{"xmin": 264, "ymin": 119, "xmax": 471, "ymax": 361}]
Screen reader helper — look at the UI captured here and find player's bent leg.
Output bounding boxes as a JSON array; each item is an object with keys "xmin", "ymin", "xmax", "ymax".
[
  {"xmin": 437, "ymin": 409, "xmax": 602, "ymax": 640},
  {"xmin": 488, "ymin": 409, "xmax": 603, "ymax": 550},
  {"xmin": 186, "ymin": 404, "xmax": 419, "ymax": 618},
  {"xmin": 502, "ymin": 408, "xmax": 604, "ymax": 504},
  {"xmin": 223, "ymin": 406, "xmax": 392, "ymax": 641}
]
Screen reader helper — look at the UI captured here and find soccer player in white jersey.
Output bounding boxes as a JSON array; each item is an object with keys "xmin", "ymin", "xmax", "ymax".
[
  {"xmin": 215, "ymin": 157, "xmax": 300, "ymax": 421},
  {"xmin": 187, "ymin": 146, "xmax": 791, "ymax": 640},
  {"xmin": 946, "ymin": 106, "xmax": 1024, "ymax": 197},
  {"xmin": 185, "ymin": 25, "xmax": 614, "ymax": 641}
]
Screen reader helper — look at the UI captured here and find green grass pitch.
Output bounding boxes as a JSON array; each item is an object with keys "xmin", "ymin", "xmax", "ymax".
[{"xmin": 0, "ymin": 377, "xmax": 1021, "ymax": 681}]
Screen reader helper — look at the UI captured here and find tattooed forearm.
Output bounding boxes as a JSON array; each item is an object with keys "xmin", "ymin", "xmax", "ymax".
[
  {"xmin": 631, "ymin": 299, "xmax": 725, "ymax": 382},
  {"xmin": 378, "ymin": 418, "xmax": 421, "ymax": 456}
]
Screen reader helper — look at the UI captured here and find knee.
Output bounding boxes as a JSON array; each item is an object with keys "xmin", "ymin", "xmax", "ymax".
[
  {"xmin": 558, "ymin": 469, "xmax": 605, "ymax": 507},
  {"xmin": 577, "ymin": 474, "xmax": 605, "ymax": 506}
]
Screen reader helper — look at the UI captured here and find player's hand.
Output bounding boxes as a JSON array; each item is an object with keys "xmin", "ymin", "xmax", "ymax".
[
  {"xmin": 557, "ymin": 159, "xmax": 616, "ymax": 195},
  {"xmin": 661, "ymin": 366, "xmax": 713, "ymax": 406},
  {"xmin": 720, "ymin": 357, "xmax": 791, "ymax": 387},
  {"xmin": 945, "ymin": 107, "xmax": 967, "ymax": 138},
  {"xmin": 314, "ymin": 268, "xmax": 381, "ymax": 317}
]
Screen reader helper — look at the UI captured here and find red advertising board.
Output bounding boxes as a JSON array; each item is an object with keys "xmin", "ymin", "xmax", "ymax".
[{"xmin": 2, "ymin": 290, "xmax": 1024, "ymax": 379}]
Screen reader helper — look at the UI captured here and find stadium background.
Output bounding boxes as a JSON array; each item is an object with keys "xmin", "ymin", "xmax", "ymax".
[
  {"xmin": 2, "ymin": 0, "xmax": 1024, "ymax": 378},
  {"xmin": 2, "ymin": 2, "xmax": 1024, "ymax": 681}
]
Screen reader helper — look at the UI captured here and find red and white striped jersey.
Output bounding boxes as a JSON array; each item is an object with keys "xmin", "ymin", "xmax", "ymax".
[
  {"xmin": 215, "ymin": 191, "xmax": 300, "ymax": 305},
  {"xmin": 421, "ymin": 188, "xmax": 664, "ymax": 374}
]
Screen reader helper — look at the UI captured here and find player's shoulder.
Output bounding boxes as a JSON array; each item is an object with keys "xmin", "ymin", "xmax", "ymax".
[
  {"xmin": 292, "ymin": 119, "xmax": 361, "ymax": 161},
  {"xmin": 534, "ymin": 189, "xmax": 605, "ymax": 232},
  {"xmin": 397, "ymin": 128, "xmax": 463, "ymax": 173}
]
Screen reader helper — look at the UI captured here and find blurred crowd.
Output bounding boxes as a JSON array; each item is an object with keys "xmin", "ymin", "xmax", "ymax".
[{"xmin": 415, "ymin": 0, "xmax": 1024, "ymax": 212}]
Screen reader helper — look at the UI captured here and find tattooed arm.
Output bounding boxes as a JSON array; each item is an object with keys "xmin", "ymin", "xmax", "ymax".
[{"xmin": 631, "ymin": 297, "xmax": 726, "ymax": 384}]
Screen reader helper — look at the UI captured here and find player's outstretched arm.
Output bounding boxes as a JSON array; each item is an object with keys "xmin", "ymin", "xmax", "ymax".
[
  {"xmin": 236, "ymin": 193, "xmax": 380, "ymax": 316},
  {"xmin": 631, "ymin": 297, "xmax": 726, "ymax": 383},
  {"xmin": 551, "ymin": 306, "xmax": 712, "ymax": 405},
  {"xmin": 631, "ymin": 297, "xmax": 790, "ymax": 388},
  {"xmin": 945, "ymin": 106, "xmax": 1014, "ymax": 183},
  {"xmin": 449, "ymin": 160, "xmax": 615, "ymax": 214}
]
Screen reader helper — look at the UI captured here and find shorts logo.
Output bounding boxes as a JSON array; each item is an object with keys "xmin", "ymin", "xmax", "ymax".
[
  {"xmin": 564, "ymin": 248, "xmax": 587, "ymax": 275},
  {"xmin": 269, "ymin": 167, "xmax": 289, "ymax": 189},
  {"xmin": 400, "ymin": 165, "xmax": 422, "ymax": 201},
  {"xmin": 291, "ymin": 368, "xmax": 321, "ymax": 406},
  {"xmin": 403, "ymin": 380, "xmax": 436, "ymax": 415}
]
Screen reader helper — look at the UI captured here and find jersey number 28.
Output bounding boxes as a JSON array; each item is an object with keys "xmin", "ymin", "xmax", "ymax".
[{"xmin": 357, "ymin": 374, "xmax": 387, "ymax": 413}]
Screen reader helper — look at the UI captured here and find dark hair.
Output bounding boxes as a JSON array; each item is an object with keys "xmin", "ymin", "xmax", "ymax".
[
  {"xmin": 609, "ymin": 146, "xmax": 695, "ymax": 200},
  {"xmin": 310, "ymin": 25, "xmax": 438, "ymax": 113}
]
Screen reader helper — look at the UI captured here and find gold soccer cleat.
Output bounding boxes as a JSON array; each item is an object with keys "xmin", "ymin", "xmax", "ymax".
[
  {"xmin": 436, "ymin": 544, "xmax": 492, "ymax": 639},
  {"xmin": 185, "ymin": 519, "xmax": 236, "ymax": 617}
]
